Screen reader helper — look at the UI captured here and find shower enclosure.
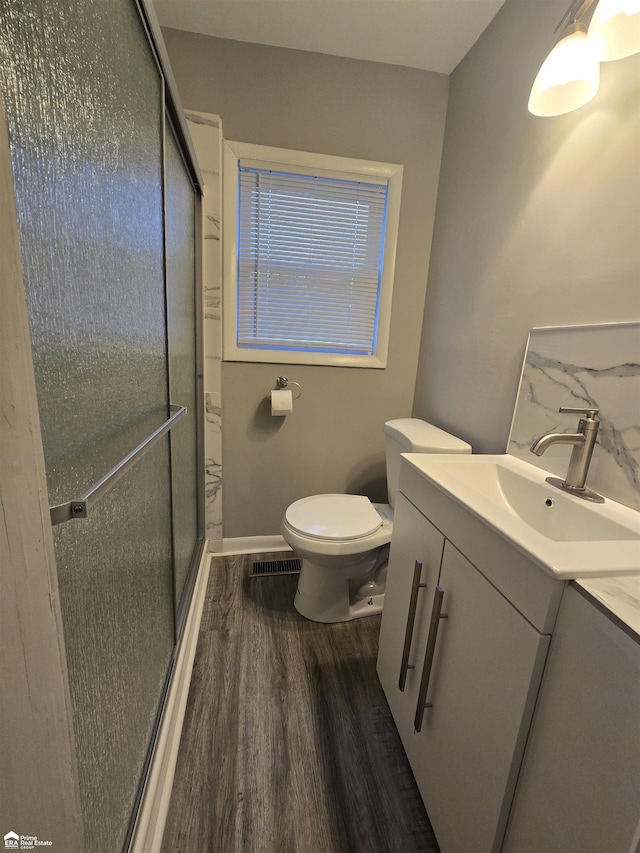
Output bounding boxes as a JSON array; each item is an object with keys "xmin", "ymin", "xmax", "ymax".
[{"xmin": 0, "ymin": 1, "xmax": 204, "ymax": 850}]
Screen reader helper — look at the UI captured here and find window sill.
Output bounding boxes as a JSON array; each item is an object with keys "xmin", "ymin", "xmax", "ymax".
[{"xmin": 223, "ymin": 347, "xmax": 387, "ymax": 369}]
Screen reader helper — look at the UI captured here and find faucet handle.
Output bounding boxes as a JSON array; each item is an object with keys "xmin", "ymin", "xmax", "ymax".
[{"xmin": 559, "ymin": 406, "xmax": 599, "ymax": 419}]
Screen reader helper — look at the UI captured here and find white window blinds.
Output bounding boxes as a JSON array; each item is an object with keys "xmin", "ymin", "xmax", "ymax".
[{"xmin": 237, "ymin": 165, "xmax": 389, "ymax": 355}]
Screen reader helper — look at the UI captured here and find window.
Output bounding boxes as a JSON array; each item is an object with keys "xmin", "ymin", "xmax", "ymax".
[{"xmin": 223, "ymin": 142, "xmax": 403, "ymax": 368}]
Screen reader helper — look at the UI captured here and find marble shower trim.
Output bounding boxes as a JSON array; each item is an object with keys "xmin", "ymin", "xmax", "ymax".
[
  {"xmin": 508, "ymin": 322, "xmax": 640, "ymax": 512},
  {"xmin": 205, "ymin": 391, "xmax": 222, "ymax": 548},
  {"xmin": 186, "ymin": 110, "xmax": 223, "ymax": 548}
]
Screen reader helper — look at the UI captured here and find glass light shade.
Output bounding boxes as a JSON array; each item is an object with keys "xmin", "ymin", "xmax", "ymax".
[
  {"xmin": 588, "ymin": 0, "xmax": 640, "ymax": 61},
  {"xmin": 528, "ymin": 27, "xmax": 601, "ymax": 116}
]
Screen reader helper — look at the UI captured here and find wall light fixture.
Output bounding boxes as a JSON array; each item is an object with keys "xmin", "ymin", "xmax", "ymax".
[
  {"xmin": 589, "ymin": 0, "xmax": 640, "ymax": 60},
  {"xmin": 528, "ymin": 0, "xmax": 640, "ymax": 117}
]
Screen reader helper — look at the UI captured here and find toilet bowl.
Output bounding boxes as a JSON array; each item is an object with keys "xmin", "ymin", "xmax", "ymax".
[
  {"xmin": 281, "ymin": 419, "xmax": 472, "ymax": 623},
  {"xmin": 282, "ymin": 494, "xmax": 393, "ymax": 622}
]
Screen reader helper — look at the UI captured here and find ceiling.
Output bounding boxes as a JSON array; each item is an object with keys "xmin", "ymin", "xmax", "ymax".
[{"xmin": 152, "ymin": 0, "xmax": 507, "ymax": 75}]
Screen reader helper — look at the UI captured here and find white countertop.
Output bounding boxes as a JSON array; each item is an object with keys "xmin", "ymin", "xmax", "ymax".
[
  {"xmin": 397, "ymin": 454, "xmax": 640, "ymax": 635},
  {"xmin": 575, "ymin": 575, "xmax": 640, "ymax": 637},
  {"xmin": 401, "ymin": 453, "xmax": 640, "ymax": 579}
]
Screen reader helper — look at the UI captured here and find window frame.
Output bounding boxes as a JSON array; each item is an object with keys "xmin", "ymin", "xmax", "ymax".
[{"xmin": 223, "ymin": 140, "xmax": 403, "ymax": 368}]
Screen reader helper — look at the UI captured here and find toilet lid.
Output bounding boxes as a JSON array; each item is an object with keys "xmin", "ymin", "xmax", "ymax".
[{"xmin": 285, "ymin": 494, "xmax": 382, "ymax": 540}]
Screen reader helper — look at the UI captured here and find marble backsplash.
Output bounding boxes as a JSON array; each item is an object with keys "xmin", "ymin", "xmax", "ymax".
[{"xmin": 508, "ymin": 322, "xmax": 640, "ymax": 512}]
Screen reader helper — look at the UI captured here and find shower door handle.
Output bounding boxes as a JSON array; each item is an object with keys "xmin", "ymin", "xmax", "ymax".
[
  {"xmin": 49, "ymin": 404, "xmax": 186, "ymax": 526},
  {"xmin": 398, "ymin": 560, "xmax": 426, "ymax": 691},
  {"xmin": 414, "ymin": 585, "xmax": 448, "ymax": 733}
]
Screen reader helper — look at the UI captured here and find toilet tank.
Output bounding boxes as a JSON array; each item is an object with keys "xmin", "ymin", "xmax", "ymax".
[{"xmin": 383, "ymin": 419, "xmax": 472, "ymax": 508}]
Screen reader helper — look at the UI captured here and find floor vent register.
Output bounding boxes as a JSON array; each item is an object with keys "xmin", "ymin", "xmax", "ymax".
[{"xmin": 250, "ymin": 557, "xmax": 301, "ymax": 576}]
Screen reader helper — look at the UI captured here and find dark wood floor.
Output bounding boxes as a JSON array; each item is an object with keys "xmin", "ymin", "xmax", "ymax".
[{"xmin": 161, "ymin": 553, "xmax": 439, "ymax": 853}]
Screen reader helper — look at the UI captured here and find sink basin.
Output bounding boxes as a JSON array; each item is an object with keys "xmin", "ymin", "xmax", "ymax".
[
  {"xmin": 401, "ymin": 454, "xmax": 640, "ymax": 579},
  {"xmin": 495, "ymin": 465, "xmax": 636, "ymax": 542}
]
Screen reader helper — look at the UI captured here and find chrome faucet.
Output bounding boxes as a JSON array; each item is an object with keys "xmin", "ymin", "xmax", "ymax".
[{"xmin": 530, "ymin": 407, "xmax": 600, "ymax": 497}]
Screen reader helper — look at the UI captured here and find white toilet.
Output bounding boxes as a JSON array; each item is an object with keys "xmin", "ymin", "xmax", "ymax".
[{"xmin": 281, "ymin": 419, "xmax": 472, "ymax": 623}]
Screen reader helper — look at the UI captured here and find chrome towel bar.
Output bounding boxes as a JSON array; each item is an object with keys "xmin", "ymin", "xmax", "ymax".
[{"xmin": 49, "ymin": 404, "xmax": 186, "ymax": 526}]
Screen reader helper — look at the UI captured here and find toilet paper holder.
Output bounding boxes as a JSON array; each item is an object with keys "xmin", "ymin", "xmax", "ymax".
[{"xmin": 275, "ymin": 375, "xmax": 302, "ymax": 400}]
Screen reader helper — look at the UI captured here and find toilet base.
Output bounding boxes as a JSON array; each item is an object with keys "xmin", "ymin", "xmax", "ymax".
[
  {"xmin": 294, "ymin": 585, "xmax": 385, "ymax": 623},
  {"xmin": 293, "ymin": 551, "xmax": 387, "ymax": 623}
]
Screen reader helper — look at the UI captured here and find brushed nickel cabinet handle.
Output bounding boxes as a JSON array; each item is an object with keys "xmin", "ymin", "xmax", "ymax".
[
  {"xmin": 399, "ymin": 560, "xmax": 426, "ymax": 692},
  {"xmin": 414, "ymin": 585, "xmax": 448, "ymax": 733}
]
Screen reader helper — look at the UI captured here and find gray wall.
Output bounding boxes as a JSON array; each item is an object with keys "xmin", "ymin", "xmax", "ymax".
[
  {"xmin": 162, "ymin": 30, "xmax": 450, "ymax": 537},
  {"xmin": 412, "ymin": 0, "xmax": 640, "ymax": 452}
]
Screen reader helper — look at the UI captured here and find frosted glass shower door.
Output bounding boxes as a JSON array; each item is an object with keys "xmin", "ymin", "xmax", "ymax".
[{"xmin": 0, "ymin": 1, "xmax": 194, "ymax": 851}]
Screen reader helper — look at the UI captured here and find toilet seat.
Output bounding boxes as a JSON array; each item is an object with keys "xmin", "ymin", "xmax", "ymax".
[{"xmin": 285, "ymin": 494, "xmax": 382, "ymax": 541}]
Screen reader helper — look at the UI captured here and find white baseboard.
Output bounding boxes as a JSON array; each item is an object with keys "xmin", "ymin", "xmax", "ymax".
[
  {"xmin": 129, "ymin": 550, "xmax": 211, "ymax": 853},
  {"xmin": 216, "ymin": 535, "xmax": 292, "ymax": 556}
]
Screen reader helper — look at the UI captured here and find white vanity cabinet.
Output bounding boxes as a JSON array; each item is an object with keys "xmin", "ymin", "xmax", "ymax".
[
  {"xmin": 377, "ymin": 462, "xmax": 560, "ymax": 853},
  {"xmin": 504, "ymin": 584, "xmax": 640, "ymax": 853}
]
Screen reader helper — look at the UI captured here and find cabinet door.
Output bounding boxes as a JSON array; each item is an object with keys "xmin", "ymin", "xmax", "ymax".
[
  {"xmin": 504, "ymin": 585, "xmax": 640, "ymax": 853},
  {"xmin": 377, "ymin": 493, "xmax": 445, "ymax": 746},
  {"xmin": 411, "ymin": 543, "xmax": 550, "ymax": 853}
]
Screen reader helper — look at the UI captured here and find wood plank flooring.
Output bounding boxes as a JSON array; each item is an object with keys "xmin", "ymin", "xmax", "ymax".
[{"xmin": 161, "ymin": 553, "xmax": 439, "ymax": 853}]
